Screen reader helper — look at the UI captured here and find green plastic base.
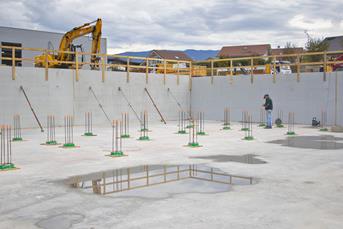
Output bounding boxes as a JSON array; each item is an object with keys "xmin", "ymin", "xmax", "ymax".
[
  {"xmin": 243, "ymin": 136, "xmax": 254, "ymax": 141},
  {"xmin": 320, "ymin": 128, "xmax": 328, "ymax": 132},
  {"xmin": 177, "ymin": 130, "xmax": 187, "ymax": 134},
  {"xmin": 46, "ymin": 140, "xmax": 58, "ymax": 145},
  {"xmin": 186, "ymin": 125, "xmax": 194, "ymax": 129},
  {"xmin": 84, "ymin": 132, "xmax": 96, "ymax": 136},
  {"xmin": 222, "ymin": 126, "xmax": 231, "ymax": 130},
  {"xmin": 259, "ymin": 123, "xmax": 266, "ymax": 127},
  {"xmin": 187, "ymin": 142, "xmax": 201, "ymax": 147},
  {"xmin": 197, "ymin": 132, "xmax": 207, "ymax": 135},
  {"xmin": 121, "ymin": 134, "xmax": 130, "ymax": 138},
  {"xmin": 241, "ymin": 128, "xmax": 249, "ymax": 131},
  {"xmin": 110, "ymin": 151, "xmax": 124, "ymax": 157},
  {"xmin": 138, "ymin": 136, "xmax": 150, "ymax": 141},
  {"xmin": 286, "ymin": 131, "xmax": 296, "ymax": 135},
  {"xmin": 140, "ymin": 128, "xmax": 149, "ymax": 132},
  {"xmin": 63, "ymin": 143, "xmax": 76, "ymax": 148},
  {"xmin": 277, "ymin": 124, "xmax": 284, "ymax": 128},
  {"xmin": 12, "ymin": 137, "xmax": 23, "ymax": 141},
  {"xmin": 0, "ymin": 163, "xmax": 15, "ymax": 170}
]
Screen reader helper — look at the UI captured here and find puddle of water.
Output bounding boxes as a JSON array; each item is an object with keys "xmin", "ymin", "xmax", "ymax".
[
  {"xmin": 63, "ymin": 164, "xmax": 253, "ymax": 197},
  {"xmin": 190, "ymin": 154, "xmax": 267, "ymax": 164},
  {"xmin": 36, "ymin": 213, "xmax": 84, "ymax": 229},
  {"xmin": 268, "ymin": 135, "xmax": 343, "ymax": 150}
]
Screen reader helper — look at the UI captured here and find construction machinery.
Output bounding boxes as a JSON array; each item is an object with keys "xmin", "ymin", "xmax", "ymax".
[{"xmin": 35, "ymin": 18, "xmax": 102, "ymax": 69}]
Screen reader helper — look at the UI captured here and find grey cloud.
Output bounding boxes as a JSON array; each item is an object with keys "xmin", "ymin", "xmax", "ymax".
[{"xmin": 0, "ymin": 0, "xmax": 342, "ymax": 52}]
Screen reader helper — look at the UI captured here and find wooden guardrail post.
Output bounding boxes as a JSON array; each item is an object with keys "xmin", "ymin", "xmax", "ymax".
[
  {"xmin": 75, "ymin": 52, "xmax": 79, "ymax": 82},
  {"xmin": 101, "ymin": 54, "xmax": 105, "ymax": 82},
  {"xmin": 11, "ymin": 47, "xmax": 16, "ymax": 80},
  {"xmin": 177, "ymin": 61, "xmax": 180, "ymax": 85},
  {"xmin": 272, "ymin": 56, "xmax": 276, "ymax": 83},
  {"xmin": 126, "ymin": 58, "xmax": 130, "ymax": 83},
  {"xmin": 296, "ymin": 54, "xmax": 300, "ymax": 82},
  {"xmin": 230, "ymin": 59, "xmax": 233, "ymax": 84},
  {"xmin": 145, "ymin": 58, "xmax": 149, "ymax": 84},
  {"xmin": 44, "ymin": 50, "xmax": 49, "ymax": 81},
  {"xmin": 163, "ymin": 60, "xmax": 167, "ymax": 85},
  {"xmin": 323, "ymin": 51, "xmax": 327, "ymax": 82},
  {"xmin": 250, "ymin": 58, "xmax": 254, "ymax": 84},
  {"xmin": 211, "ymin": 60, "xmax": 214, "ymax": 85},
  {"xmin": 189, "ymin": 62, "xmax": 192, "ymax": 91}
]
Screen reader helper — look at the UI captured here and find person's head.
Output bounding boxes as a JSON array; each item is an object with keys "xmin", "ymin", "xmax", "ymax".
[{"xmin": 264, "ymin": 94, "xmax": 269, "ymax": 99}]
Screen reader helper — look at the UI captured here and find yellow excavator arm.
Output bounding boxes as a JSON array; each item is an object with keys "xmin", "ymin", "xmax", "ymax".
[{"xmin": 35, "ymin": 18, "xmax": 102, "ymax": 68}]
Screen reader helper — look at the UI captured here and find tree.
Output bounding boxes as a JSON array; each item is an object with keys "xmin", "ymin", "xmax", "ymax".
[
  {"xmin": 305, "ymin": 36, "xmax": 329, "ymax": 62},
  {"xmin": 282, "ymin": 42, "xmax": 298, "ymax": 62}
]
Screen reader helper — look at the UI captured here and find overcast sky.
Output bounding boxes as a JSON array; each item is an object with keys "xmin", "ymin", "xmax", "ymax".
[{"xmin": 0, "ymin": 0, "xmax": 342, "ymax": 53}]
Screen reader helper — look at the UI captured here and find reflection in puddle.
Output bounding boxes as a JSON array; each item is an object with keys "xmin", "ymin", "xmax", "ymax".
[
  {"xmin": 268, "ymin": 135, "xmax": 343, "ymax": 150},
  {"xmin": 190, "ymin": 154, "xmax": 267, "ymax": 164},
  {"xmin": 64, "ymin": 164, "xmax": 253, "ymax": 197}
]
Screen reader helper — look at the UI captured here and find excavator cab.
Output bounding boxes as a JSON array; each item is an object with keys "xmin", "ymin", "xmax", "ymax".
[{"xmin": 34, "ymin": 18, "xmax": 102, "ymax": 69}]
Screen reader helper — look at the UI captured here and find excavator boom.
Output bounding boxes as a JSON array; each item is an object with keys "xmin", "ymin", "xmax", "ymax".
[{"xmin": 35, "ymin": 18, "xmax": 102, "ymax": 68}]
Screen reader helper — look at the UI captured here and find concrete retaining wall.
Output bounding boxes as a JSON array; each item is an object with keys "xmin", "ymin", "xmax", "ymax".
[
  {"xmin": 0, "ymin": 66, "xmax": 190, "ymax": 128},
  {"xmin": 191, "ymin": 72, "xmax": 343, "ymax": 126}
]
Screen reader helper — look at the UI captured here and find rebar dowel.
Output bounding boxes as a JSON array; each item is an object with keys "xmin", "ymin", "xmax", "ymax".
[
  {"xmin": 241, "ymin": 111, "xmax": 249, "ymax": 131},
  {"xmin": 178, "ymin": 110, "xmax": 187, "ymax": 134},
  {"xmin": 223, "ymin": 108, "xmax": 231, "ymax": 129},
  {"xmin": 138, "ymin": 111, "xmax": 149, "ymax": 140},
  {"xmin": 64, "ymin": 115, "xmax": 75, "ymax": 147},
  {"xmin": 46, "ymin": 115, "xmax": 57, "ymax": 144},
  {"xmin": 187, "ymin": 118, "xmax": 200, "ymax": 147},
  {"xmin": 0, "ymin": 125, "xmax": 15, "ymax": 170},
  {"xmin": 244, "ymin": 113, "xmax": 254, "ymax": 140},
  {"xmin": 197, "ymin": 112, "xmax": 206, "ymax": 135},
  {"xmin": 320, "ymin": 110, "xmax": 328, "ymax": 131},
  {"xmin": 121, "ymin": 112, "xmax": 130, "ymax": 138},
  {"xmin": 287, "ymin": 112, "xmax": 296, "ymax": 135},
  {"xmin": 20, "ymin": 86, "xmax": 44, "ymax": 132},
  {"xmin": 84, "ymin": 112, "xmax": 95, "ymax": 136},
  {"xmin": 89, "ymin": 86, "xmax": 112, "ymax": 125},
  {"xmin": 110, "ymin": 120, "xmax": 124, "ymax": 156},
  {"xmin": 144, "ymin": 88, "xmax": 167, "ymax": 124},
  {"xmin": 12, "ymin": 115, "xmax": 22, "ymax": 141}
]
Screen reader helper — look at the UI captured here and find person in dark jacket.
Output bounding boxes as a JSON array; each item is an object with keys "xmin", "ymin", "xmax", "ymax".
[{"xmin": 263, "ymin": 94, "xmax": 273, "ymax": 128}]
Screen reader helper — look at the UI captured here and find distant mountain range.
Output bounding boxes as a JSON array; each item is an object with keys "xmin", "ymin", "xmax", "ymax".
[{"xmin": 118, "ymin": 49, "xmax": 219, "ymax": 61}]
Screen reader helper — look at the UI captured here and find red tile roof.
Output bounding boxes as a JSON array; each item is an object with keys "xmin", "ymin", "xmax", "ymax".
[
  {"xmin": 149, "ymin": 50, "xmax": 192, "ymax": 61},
  {"xmin": 218, "ymin": 44, "xmax": 271, "ymax": 58}
]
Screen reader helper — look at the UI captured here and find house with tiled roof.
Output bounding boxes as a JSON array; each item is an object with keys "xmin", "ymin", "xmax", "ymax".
[{"xmin": 218, "ymin": 44, "xmax": 271, "ymax": 58}]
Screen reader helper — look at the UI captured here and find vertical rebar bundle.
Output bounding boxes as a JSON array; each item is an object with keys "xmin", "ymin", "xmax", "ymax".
[
  {"xmin": 111, "ymin": 120, "xmax": 124, "ymax": 156},
  {"xmin": 196, "ymin": 112, "xmax": 206, "ymax": 135},
  {"xmin": 188, "ymin": 119, "xmax": 200, "ymax": 147},
  {"xmin": 177, "ymin": 110, "xmax": 187, "ymax": 134},
  {"xmin": 46, "ymin": 115, "xmax": 57, "ymax": 145},
  {"xmin": 84, "ymin": 112, "xmax": 95, "ymax": 136},
  {"xmin": 0, "ymin": 125, "xmax": 15, "ymax": 170},
  {"xmin": 138, "ymin": 111, "xmax": 150, "ymax": 140},
  {"xmin": 244, "ymin": 114, "xmax": 254, "ymax": 140},
  {"xmin": 223, "ymin": 108, "xmax": 231, "ymax": 130},
  {"xmin": 276, "ymin": 110, "xmax": 284, "ymax": 127},
  {"xmin": 241, "ymin": 111, "xmax": 249, "ymax": 131},
  {"xmin": 320, "ymin": 110, "xmax": 328, "ymax": 131},
  {"xmin": 121, "ymin": 112, "xmax": 130, "ymax": 138},
  {"xmin": 287, "ymin": 112, "xmax": 296, "ymax": 135},
  {"xmin": 64, "ymin": 115, "xmax": 75, "ymax": 147},
  {"xmin": 12, "ymin": 114, "xmax": 22, "ymax": 141},
  {"xmin": 259, "ymin": 109, "xmax": 266, "ymax": 127}
]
